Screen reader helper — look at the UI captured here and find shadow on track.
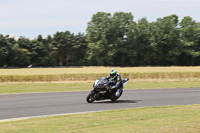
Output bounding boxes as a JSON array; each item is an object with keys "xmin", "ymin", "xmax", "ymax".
[{"xmin": 93, "ymin": 100, "xmax": 142, "ymax": 104}]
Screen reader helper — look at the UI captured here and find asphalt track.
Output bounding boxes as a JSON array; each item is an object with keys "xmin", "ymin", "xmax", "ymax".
[{"xmin": 0, "ymin": 88, "xmax": 200, "ymax": 120}]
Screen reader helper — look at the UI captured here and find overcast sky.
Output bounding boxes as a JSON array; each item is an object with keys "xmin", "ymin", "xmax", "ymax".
[{"xmin": 1, "ymin": 0, "xmax": 200, "ymax": 39}]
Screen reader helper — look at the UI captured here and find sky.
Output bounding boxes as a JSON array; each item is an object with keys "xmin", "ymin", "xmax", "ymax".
[{"xmin": 1, "ymin": 0, "xmax": 200, "ymax": 39}]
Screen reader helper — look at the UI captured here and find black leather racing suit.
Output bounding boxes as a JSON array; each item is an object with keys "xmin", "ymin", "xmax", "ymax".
[{"xmin": 107, "ymin": 73, "xmax": 123, "ymax": 97}]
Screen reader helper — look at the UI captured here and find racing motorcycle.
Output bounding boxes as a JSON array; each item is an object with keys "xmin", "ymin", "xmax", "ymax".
[{"xmin": 86, "ymin": 77, "xmax": 129, "ymax": 103}]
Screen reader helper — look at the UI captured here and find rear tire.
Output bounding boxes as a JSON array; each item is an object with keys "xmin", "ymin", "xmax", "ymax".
[
  {"xmin": 110, "ymin": 97, "xmax": 117, "ymax": 101},
  {"xmin": 86, "ymin": 91, "xmax": 96, "ymax": 103}
]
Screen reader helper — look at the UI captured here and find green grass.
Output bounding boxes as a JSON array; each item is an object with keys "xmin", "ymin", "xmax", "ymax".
[
  {"xmin": 0, "ymin": 67, "xmax": 199, "ymax": 132},
  {"xmin": 1, "ymin": 66, "xmax": 200, "ymax": 94},
  {"xmin": 0, "ymin": 82, "xmax": 91, "ymax": 94},
  {"xmin": 0, "ymin": 80, "xmax": 200, "ymax": 94},
  {"xmin": 1, "ymin": 66, "xmax": 200, "ymax": 82},
  {"xmin": 0, "ymin": 105, "xmax": 199, "ymax": 133}
]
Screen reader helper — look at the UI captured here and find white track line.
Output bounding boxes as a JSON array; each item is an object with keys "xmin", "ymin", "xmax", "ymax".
[{"xmin": 0, "ymin": 110, "xmax": 106, "ymax": 122}]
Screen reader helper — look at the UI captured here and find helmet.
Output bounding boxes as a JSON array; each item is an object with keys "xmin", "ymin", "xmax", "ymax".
[{"xmin": 110, "ymin": 70, "xmax": 117, "ymax": 79}]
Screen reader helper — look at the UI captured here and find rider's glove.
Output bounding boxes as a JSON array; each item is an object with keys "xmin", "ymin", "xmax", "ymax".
[{"xmin": 109, "ymin": 79, "xmax": 114, "ymax": 84}]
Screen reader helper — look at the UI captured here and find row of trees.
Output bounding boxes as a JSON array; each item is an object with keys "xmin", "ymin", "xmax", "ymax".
[
  {"xmin": 1, "ymin": 12, "xmax": 200, "ymax": 67},
  {"xmin": 0, "ymin": 32, "xmax": 87, "ymax": 67}
]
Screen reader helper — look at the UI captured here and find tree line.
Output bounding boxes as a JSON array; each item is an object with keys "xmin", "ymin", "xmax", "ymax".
[{"xmin": 1, "ymin": 12, "xmax": 200, "ymax": 67}]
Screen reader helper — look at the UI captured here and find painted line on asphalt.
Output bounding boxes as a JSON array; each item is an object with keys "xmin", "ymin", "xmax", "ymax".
[
  {"xmin": 1, "ymin": 104, "xmax": 199, "ymax": 122},
  {"xmin": 0, "ymin": 110, "xmax": 106, "ymax": 122}
]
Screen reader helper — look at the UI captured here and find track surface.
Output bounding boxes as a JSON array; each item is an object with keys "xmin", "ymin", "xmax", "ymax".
[{"xmin": 0, "ymin": 88, "xmax": 200, "ymax": 120}]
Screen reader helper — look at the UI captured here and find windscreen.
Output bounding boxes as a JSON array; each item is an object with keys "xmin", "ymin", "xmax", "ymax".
[{"xmin": 95, "ymin": 77, "xmax": 108, "ymax": 86}]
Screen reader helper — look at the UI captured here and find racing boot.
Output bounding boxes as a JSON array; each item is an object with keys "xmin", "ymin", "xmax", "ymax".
[{"xmin": 115, "ymin": 88, "xmax": 123, "ymax": 98}]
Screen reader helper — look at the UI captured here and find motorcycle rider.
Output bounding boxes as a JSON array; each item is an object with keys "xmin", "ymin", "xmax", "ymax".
[{"xmin": 107, "ymin": 70, "xmax": 123, "ymax": 98}]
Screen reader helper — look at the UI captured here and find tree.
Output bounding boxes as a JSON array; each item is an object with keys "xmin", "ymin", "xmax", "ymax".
[
  {"xmin": 53, "ymin": 31, "xmax": 80, "ymax": 66},
  {"xmin": 86, "ymin": 12, "xmax": 112, "ymax": 66},
  {"xmin": 134, "ymin": 18, "xmax": 151, "ymax": 65},
  {"xmin": 110, "ymin": 12, "xmax": 134, "ymax": 66},
  {"xmin": 70, "ymin": 33, "xmax": 87, "ymax": 66},
  {"xmin": 86, "ymin": 12, "xmax": 134, "ymax": 66},
  {"xmin": 149, "ymin": 15, "xmax": 180, "ymax": 65},
  {"xmin": 0, "ymin": 34, "xmax": 15, "ymax": 67},
  {"xmin": 9, "ymin": 44, "xmax": 30, "ymax": 66},
  {"xmin": 179, "ymin": 16, "xmax": 200, "ymax": 65}
]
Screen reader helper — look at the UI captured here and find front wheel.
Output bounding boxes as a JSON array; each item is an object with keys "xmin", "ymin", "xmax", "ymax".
[{"xmin": 86, "ymin": 91, "xmax": 96, "ymax": 103}]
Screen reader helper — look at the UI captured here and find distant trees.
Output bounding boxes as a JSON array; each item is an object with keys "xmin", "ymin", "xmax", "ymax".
[
  {"xmin": 0, "ymin": 32, "xmax": 87, "ymax": 67},
  {"xmin": 148, "ymin": 15, "xmax": 180, "ymax": 66},
  {"xmin": 0, "ymin": 12, "xmax": 200, "ymax": 67},
  {"xmin": 179, "ymin": 16, "xmax": 200, "ymax": 65},
  {"xmin": 0, "ymin": 35, "xmax": 13, "ymax": 67},
  {"xmin": 87, "ymin": 12, "xmax": 200, "ymax": 66},
  {"xmin": 87, "ymin": 12, "xmax": 136, "ymax": 66}
]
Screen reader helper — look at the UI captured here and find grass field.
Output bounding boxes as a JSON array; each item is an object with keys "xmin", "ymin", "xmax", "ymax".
[
  {"xmin": 0, "ymin": 67, "xmax": 199, "ymax": 132},
  {"xmin": 0, "ymin": 105, "xmax": 199, "ymax": 133},
  {"xmin": 0, "ymin": 80, "xmax": 200, "ymax": 94},
  {"xmin": 1, "ymin": 66, "xmax": 200, "ymax": 82},
  {"xmin": 0, "ymin": 66, "xmax": 200, "ymax": 94}
]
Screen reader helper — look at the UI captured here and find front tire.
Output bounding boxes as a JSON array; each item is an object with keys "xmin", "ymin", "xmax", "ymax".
[{"xmin": 86, "ymin": 91, "xmax": 96, "ymax": 103}]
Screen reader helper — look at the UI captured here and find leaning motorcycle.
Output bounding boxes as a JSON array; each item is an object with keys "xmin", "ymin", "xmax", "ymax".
[{"xmin": 86, "ymin": 77, "xmax": 129, "ymax": 103}]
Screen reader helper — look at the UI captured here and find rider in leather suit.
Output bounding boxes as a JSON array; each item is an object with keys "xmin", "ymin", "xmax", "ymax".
[{"xmin": 107, "ymin": 70, "xmax": 123, "ymax": 98}]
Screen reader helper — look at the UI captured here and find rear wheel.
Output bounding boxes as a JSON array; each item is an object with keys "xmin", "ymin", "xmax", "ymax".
[
  {"xmin": 110, "ymin": 97, "xmax": 117, "ymax": 101},
  {"xmin": 86, "ymin": 91, "xmax": 96, "ymax": 103}
]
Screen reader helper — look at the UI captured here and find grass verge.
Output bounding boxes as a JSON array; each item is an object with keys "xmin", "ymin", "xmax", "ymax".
[
  {"xmin": 0, "ymin": 105, "xmax": 199, "ymax": 133},
  {"xmin": 0, "ymin": 80, "xmax": 200, "ymax": 94},
  {"xmin": 1, "ymin": 67, "xmax": 200, "ymax": 82}
]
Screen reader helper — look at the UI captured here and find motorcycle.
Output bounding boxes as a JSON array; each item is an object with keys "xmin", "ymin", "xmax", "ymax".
[{"xmin": 86, "ymin": 77, "xmax": 129, "ymax": 103}]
